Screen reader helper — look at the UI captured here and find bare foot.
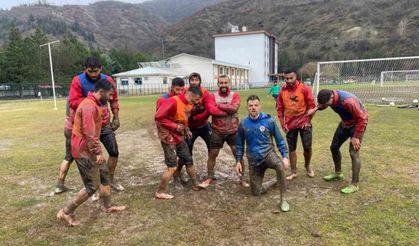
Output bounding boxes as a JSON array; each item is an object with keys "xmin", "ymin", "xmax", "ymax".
[
  {"xmin": 306, "ymin": 167, "xmax": 315, "ymax": 178},
  {"xmin": 198, "ymin": 178, "xmax": 213, "ymax": 189},
  {"xmin": 239, "ymin": 179, "xmax": 250, "ymax": 188},
  {"xmin": 155, "ymin": 192, "xmax": 174, "ymax": 199},
  {"xmin": 286, "ymin": 173, "xmax": 298, "ymax": 181},
  {"xmin": 102, "ymin": 205, "xmax": 127, "ymax": 213},
  {"xmin": 57, "ymin": 209, "xmax": 79, "ymax": 226}
]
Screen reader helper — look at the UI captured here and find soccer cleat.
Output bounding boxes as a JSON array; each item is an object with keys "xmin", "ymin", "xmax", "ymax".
[
  {"xmin": 341, "ymin": 184, "xmax": 359, "ymax": 194},
  {"xmin": 279, "ymin": 201, "xmax": 290, "ymax": 212},
  {"xmin": 54, "ymin": 185, "xmax": 70, "ymax": 194},
  {"xmin": 91, "ymin": 192, "xmax": 100, "ymax": 202},
  {"xmin": 111, "ymin": 182, "xmax": 125, "ymax": 192},
  {"xmin": 323, "ymin": 173, "xmax": 344, "ymax": 181}
]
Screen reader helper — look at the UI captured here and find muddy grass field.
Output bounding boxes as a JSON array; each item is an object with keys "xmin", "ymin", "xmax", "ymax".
[{"xmin": 0, "ymin": 89, "xmax": 418, "ymax": 245}]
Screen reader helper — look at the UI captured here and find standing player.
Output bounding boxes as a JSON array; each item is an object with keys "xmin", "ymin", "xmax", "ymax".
[
  {"xmin": 154, "ymin": 85, "xmax": 203, "ymax": 199},
  {"xmin": 68, "ymin": 57, "xmax": 124, "ymax": 192},
  {"xmin": 57, "ymin": 79, "xmax": 126, "ymax": 226},
  {"xmin": 277, "ymin": 69, "xmax": 315, "ymax": 180},
  {"xmin": 156, "ymin": 77, "xmax": 185, "ymax": 110},
  {"xmin": 236, "ymin": 95, "xmax": 290, "ymax": 211},
  {"xmin": 173, "ymin": 73, "xmax": 211, "ymax": 184},
  {"xmin": 307, "ymin": 89, "xmax": 368, "ymax": 194},
  {"xmin": 199, "ymin": 75, "xmax": 248, "ymax": 188},
  {"xmin": 53, "ymin": 100, "xmax": 75, "ymax": 194}
]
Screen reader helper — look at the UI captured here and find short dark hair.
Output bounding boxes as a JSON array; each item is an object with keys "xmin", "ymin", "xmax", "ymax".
[
  {"xmin": 284, "ymin": 69, "xmax": 296, "ymax": 75},
  {"xmin": 188, "ymin": 72, "xmax": 201, "ymax": 83},
  {"xmin": 94, "ymin": 78, "xmax": 113, "ymax": 92},
  {"xmin": 317, "ymin": 89, "xmax": 333, "ymax": 104},
  {"xmin": 187, "ymin": 85, "xmax": 202, "ymax": 97},
  {"xmin": 247, "ymin": 95, "xmax": 260, "ymax": 103},
  {"xmin": 172, "ymin": 77, "xmax": 185, "ymax": 87},
  {"xmin": 84, "ymin": 56, "xmax": 101, "ymax": 68}
]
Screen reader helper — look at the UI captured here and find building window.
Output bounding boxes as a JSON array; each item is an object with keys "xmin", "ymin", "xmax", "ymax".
[
  {"xmin": 219, "ymin": 66, "xmax": 224, "ymax": 75},
  {"xmin": 134, "ymin": 78, "xmax": 142, "ymax": 85},
  {"xmin": 121, "ymin": 79, "xmax": 129, "ymax": 86},
  {"xmin": 144, "ymin": 76, "xmax": 148, "ymax": 81},
  {"xmin": 163, "ymin": 77, "xmax": 168, "ymax": 84},
  {"xmin": 226, "ymin": 68, "xmax": 230, "ymax": 75}
]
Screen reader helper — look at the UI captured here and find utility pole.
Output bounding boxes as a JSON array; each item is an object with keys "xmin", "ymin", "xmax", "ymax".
[
  {"xmin": 40, "ymin": 40, "xmax": 60, "ymax": 110},
  {"xmin": 161, "ymin": 39, "xmax": 165, "ymax": 60}
]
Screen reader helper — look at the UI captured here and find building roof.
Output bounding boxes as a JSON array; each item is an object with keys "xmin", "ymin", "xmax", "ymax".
[
  {"xmin": 166, "ymin": 53, "xmax": 250, "ymax": 70},
  {"xmin": 213, "ymin": 30, "xmax": 279, "ymax": 43},
  {"xmin": 113, "ymin": 67, "xmax": 185, "ymax": 77}
]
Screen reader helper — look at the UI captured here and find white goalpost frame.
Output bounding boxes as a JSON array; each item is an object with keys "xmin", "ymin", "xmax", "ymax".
[
  {"xmin": 380, "ymin": 69, "xmax": 419, "ymax": 86},
  {"xmin": 314, "ymin": 56, "xmax": 419, "ymax": 103}
]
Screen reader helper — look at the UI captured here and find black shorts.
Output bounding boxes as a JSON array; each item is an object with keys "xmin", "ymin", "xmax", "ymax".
[
  {"xmin": 187, "ymin": 123, "xmax": 211, "ymax": 154},
  {"xmin": 64, "ymin": 128, "xmax": 73, "ymax": 162},
  {"xmin": 331, "ymin": 123, "xmax": 366, "ymax": 151},
  {"xmin": 75, "ymin": 158, "xmax": 110, "ymax": 195},
  {"xmin": 286, "ymin": 127, "xmax": 312, "ymax": 152},
  {"xmin": 161, "ymin": 141, "xmax": 193, "ymax": 168},
  {"xmin": 100, "ymin": 126, "xmax": 119, "ymax": 157},
  {"xmin": 210, "ymin": 131, "xmax": 237, "ymax": 149}
]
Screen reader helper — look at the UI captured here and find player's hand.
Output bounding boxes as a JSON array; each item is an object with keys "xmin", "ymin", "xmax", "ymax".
[
  {"xmin": 111, "ymin": 117, "xmax": 120, "ymax": 131},
  {"xmin": 351, "ymin": 137, "xmax": 361, "ymax": 151},
  {"xmin": 185, "ymin": 128, "xmax": 192, "ymax": 139},
  {"xmin": 235, "ymin": 161, "xmax": 243, "ymax": 177},
  {"xmin": 302, "ymin": 122, "xmax": 312, "ymax": 130},
  {"xmin": 176, "ymin": 124, "xmax": 185, "ymax": 132},
  {"xmin": 306, "ymin": 108, "xmax": 317, "ymax": 117},
  {"xmin": 96, "ymin": 155, "xmax": 106, "ymax": 165},
  {"xmin": 282, "ymin": 157, "xmax": 289, "ymax": 170}
]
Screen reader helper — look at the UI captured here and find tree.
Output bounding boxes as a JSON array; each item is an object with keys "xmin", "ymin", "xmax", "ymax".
[{"xmin": 0, "ymin": 22, "xmax": 25, "ymax": 98}]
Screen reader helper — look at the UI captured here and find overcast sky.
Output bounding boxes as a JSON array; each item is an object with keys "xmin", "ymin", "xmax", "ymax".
[{"xmin": 0, "ymin": 0, "xmax": 149, "ymax": 10}]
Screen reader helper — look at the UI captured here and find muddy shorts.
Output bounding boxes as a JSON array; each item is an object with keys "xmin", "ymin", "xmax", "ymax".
[
  {"xmin": 210, "ymin": 131, "xmax": 237, "ymax": 149},
  {"xmin": 64, "ymin": 128, "xmax": 73, "ymax": 162},
  {"xmin": 187, "ymin": 123, "xmax": 211, "ymax": 154},
  {"xmin": 100, "ymin": 126, "xmax": 119, "ymax": 157},
  {"xmin": 248, "ymin": 151, "xmax": 285, "ymax": 196},
  {"xmin": 75, "ymin": 158, "xmax": 110, "ymax": 195},
  {"xmin": 161, "ymin": 141, "xmax": 193, "ymax": 168},
  {"xmin": 286, "ymin": 127, "xmax": 312, "ymax": 152}
]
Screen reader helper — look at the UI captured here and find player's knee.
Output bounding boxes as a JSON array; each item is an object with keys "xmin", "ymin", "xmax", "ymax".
[
  {"xmin": 330, "ymin": 144, "xmax": 339, "ymax": 153},
  {"xmin": 349, "ymin": 148, "xmax": 358, "ymax": 159},
  {"xmin": 85, "ymin": 183, "xmax": 99, "ymax": 196},
  {"xmin": 303, "ymin": 147, "xmax": 312, "ymax": 153},
  {"xmin": 108, "ymin": 148, "xmax": 119, "ymax": 157}
]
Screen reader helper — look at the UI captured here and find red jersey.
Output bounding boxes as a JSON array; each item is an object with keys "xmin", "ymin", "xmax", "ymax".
[
  {"xmin": 71, "ymin": 92, "xmax": 103, "ymax": 159},
  {"xmin": 277, "ymin": 81, "xmax": 315, "ymax": 130},
  {"xmin": 208, "ymin": 90, "xmax": 240, "ymax": 134},
  {"xmin": 155, "ymin": 94, "xmax": 193, "ymax": 144},
  {"xmin": 68, "ymin": 73, "xmax": 119, "ymax": 127}
]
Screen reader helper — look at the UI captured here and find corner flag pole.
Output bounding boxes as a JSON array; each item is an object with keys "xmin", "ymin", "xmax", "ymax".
[{"xmin": 40, "ymin": 40, "xmax": 60, "ymax": 110}]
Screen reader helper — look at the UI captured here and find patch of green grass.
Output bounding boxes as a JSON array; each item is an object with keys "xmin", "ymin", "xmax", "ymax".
[{"xmin": 0, "ymin": 89, "xmax": 418, "ymax": 245}]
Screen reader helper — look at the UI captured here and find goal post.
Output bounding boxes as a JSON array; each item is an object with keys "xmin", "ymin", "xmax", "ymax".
[{"xmin": 314, "ymin": 56, "xmax": 419, "ymax": 104}]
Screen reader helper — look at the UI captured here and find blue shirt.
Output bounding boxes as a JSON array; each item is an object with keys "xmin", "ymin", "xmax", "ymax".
[{"xmin": 236, "ymin": 112, "xmax": 288, "ymax": 166}]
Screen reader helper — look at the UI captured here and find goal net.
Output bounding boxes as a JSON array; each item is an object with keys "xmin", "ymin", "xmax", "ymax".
[{"xmin": 314, "ymin": 56, "xmax": 419, "ymax": 105}]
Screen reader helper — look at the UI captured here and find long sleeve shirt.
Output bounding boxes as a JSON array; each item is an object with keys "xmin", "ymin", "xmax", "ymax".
[
  {"xmin": 331, "ymin": 90, "xmax": 368, "ymax": 139},
  {"xmin": 207, "ymin": 90, "xmax": 240, "ymax": 134},
  {"xmin": 277, "ymin": 81, "xmax": 315, "ymax": 130},
  {"xmin": 71, "ymin": 92, "xmax": 103, "ymax": 159},
  {"xmin": 155, "ymin": 94, "xmax": 192, "ymax": 144},
  {"xmin": 236, "ymin": 113, "xmax": 288, "ymax": 166},
  {"xmin": 188, "ymin": 86, "xmax": 211, "ymax": 129},
  {"xmin": 68, "ymin": 73, "xmax": 119, "ymax": 127}
]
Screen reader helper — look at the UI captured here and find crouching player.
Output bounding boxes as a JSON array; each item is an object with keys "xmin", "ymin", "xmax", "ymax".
[{"xmin": 236, "ymin": 95, "xmax": 290, "ymax": 212}]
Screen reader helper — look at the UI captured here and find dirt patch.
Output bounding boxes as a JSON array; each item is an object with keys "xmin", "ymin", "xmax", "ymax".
[{"xmin": 0, "ymin": 139, "xmax": 12, "ymax": 151}]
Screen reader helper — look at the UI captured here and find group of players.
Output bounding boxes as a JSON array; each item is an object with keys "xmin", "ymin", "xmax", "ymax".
[{"xmin": 55, "ymin": 57, "xmax": 368, "ymax": 226}]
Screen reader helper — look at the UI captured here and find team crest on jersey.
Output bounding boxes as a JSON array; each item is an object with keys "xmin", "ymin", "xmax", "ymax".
[{"xmin": 259, "ymin": 126, "xmax": 265, "ymax": 132}]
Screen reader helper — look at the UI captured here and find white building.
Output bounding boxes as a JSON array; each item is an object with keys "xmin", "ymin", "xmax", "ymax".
[
  {"xmin": 113, "ymin": 53, "xmax": 250, "ymax": 94},
  {"xmin": 214, "ymin": 30, "xmax": 279, "ymax": 86}
]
